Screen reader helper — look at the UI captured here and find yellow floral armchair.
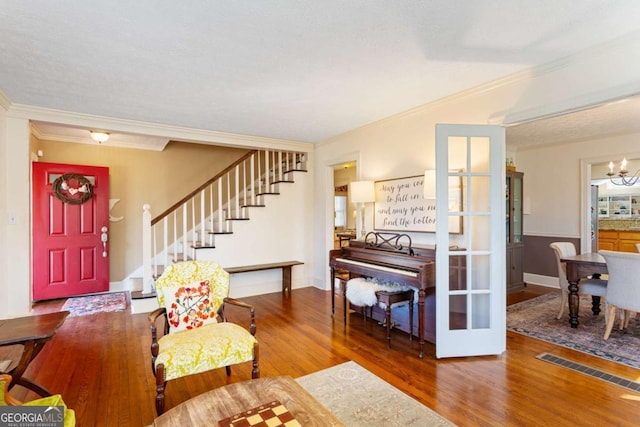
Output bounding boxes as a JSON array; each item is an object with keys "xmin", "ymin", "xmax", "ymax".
[{"xmin": 148, "ymin": 261, "xmax": 259, "ymax": 415}]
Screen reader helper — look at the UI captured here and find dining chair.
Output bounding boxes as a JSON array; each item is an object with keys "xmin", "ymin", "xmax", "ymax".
[
  {"xmin": 599, "ymin": 250, "xmax": 640, "ymax": 340},
  {"xmin": 549, "ymin": 242, "xmax": 608, "ymax": 320}
]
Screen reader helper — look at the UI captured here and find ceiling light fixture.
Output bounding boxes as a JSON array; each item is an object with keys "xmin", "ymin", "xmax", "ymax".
[
  {"xmin": 607, "ymin": 158, "xmax": 640, "ymax": 186},
  {"xmin": 90, "ymin": 131, "xmax": 110, "ymax": 143}
]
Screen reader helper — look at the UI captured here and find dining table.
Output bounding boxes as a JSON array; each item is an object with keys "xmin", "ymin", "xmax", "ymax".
[{"xmin": 560, "ymin": 252, "xmax": 608, "ymax": 328}]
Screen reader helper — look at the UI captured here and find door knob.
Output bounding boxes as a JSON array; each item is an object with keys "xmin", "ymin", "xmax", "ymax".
[{"xmin": 101, "ymin": 226, "xmax": 109, "ymax": 257}]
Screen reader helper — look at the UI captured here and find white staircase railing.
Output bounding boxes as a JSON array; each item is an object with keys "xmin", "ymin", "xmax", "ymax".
[{"xmin": 140, "ymin": 149, "xmax": 307, "ymax": 295}]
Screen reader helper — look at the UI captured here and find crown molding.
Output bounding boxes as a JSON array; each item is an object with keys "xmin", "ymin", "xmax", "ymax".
[
  {"xmin": 8, "ymin": 104, "xmax": 313, "ymax": 152},
  {"xmin": 490, "ymin": 83, "xmax": 640, "ymax": 128},
  {"xmin": 321, "ymin": 30, "xmax": 640, "ymax": 144},
  {"xmin": 29, "ymin": 123, "xmax": 170, "ymax": 151},
  {"xmin": 0, "ymin": 89, "xmax": 11, "ymax": 110}
]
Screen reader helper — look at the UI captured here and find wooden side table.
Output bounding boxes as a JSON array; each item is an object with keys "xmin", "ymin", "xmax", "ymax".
[
  {"xmin": 0, "ymin": 311, "xmax": 69, "ymax": 397},
  {"xmin": 153, "ymin": 376, "xmax": 344, "ymax": 426}
]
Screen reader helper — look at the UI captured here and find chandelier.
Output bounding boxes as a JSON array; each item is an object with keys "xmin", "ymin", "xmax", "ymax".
[{"xmin": 607, "ymin": 158, "xmax": 640, "ymax": 186}]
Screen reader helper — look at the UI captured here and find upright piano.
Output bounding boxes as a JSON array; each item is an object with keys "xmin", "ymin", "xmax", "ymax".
[{"xmin": 329, "ymin": 232, "xmax": 437, "ymax": 358}]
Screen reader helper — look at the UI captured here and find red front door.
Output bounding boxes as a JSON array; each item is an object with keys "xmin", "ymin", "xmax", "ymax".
[{"xmin": 32, "ymin": 162, "xmax": 110, "ymax": 301}]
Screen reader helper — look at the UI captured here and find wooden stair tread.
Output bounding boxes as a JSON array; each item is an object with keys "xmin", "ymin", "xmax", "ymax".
[
  {"xmin": 131, "ymin": 290, "xmax": 157, "ymax": 300},
  {"xmin": 192, "ymin": 243, "xmax": 216, "ymax": 249}
]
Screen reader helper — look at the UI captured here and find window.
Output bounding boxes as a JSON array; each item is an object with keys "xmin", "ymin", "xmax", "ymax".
[{"xmin": 334, "ymin": 196, "xmax": 347, "ymax": 228}]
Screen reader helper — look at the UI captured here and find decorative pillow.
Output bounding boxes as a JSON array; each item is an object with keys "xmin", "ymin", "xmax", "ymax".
[
  {"xmin": 164, "ymin": 280, "xmax": 218, "ymax": 333},
  {"xmin": 22, "ymin": 394, "xmax": 76, "ymax": 427}
]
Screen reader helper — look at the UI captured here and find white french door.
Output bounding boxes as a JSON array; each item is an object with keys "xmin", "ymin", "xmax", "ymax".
[{"xmin": 435, "ymin": 124, "xmax": 506, "ymax": 357}]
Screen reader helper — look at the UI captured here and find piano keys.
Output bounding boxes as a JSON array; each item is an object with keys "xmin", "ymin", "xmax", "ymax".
[{"xmin": 329, "ymin": 232, "xmax": 436, "ymax": 358}]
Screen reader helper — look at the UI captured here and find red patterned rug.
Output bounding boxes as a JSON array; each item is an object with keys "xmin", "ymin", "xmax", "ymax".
[
  {"xmin": 507, "ymin": 292, "xmax": 640, "ymax": 369},
  {"xmin": 61, "ymin": 292, "xmax": 128, "ymax": 317}
]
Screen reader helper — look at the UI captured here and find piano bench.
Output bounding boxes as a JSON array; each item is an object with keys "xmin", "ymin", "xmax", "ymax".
[{"xmin": 374, "ymin": 290, "xmax": 414, "ymax": 348}]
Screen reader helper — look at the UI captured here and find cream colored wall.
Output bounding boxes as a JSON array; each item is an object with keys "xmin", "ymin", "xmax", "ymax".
[
  {"xmin": 517, "ymin": 132, "xmax": 640, "ymax": 237},
  {"xmin": 3, "ymin": 117, "xmax": 32, "ymax": 316},
  {"xmin": 0, "ymin": 105, "xmax": 7, "ymax": 316},
  {"xmin": 311, "ymin": 32, "xmax": 640, "ymax": 289},
  {"xmin": 32, "ymin": 138, "xmax": 249, "ymax": 281}
]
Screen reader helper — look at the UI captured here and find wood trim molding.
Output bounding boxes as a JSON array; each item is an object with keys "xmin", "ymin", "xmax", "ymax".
[
  {"xmin": 8, "ymin": 104, "xmax": 313, "ymax": 152},
  {"xmin": 0, "ymin": 88, "xmax": 11, "ymax": 110}
]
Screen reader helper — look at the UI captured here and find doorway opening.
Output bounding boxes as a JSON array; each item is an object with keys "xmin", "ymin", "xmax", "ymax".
[
  {"xmin": 588, "ymin": 157, "xmax": 640, "ymax": 253},
  {"xmin": 333, "ymin": 162, "xmax": 357, "ymax": 249}
]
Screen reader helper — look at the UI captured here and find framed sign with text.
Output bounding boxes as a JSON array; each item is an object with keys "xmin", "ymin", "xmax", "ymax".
[{"xmin": 373, "ymin": 175, "xmax": 462, "ymax": 234}]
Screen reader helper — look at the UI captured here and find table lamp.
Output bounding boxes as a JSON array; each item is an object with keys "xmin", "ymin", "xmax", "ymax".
[{"xmin": 350, "ymin": 180, "xmax": 375, "ymax": 239}]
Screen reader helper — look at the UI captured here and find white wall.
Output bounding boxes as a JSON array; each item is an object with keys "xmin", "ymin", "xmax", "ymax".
[
  {"xmin": 312, "ymin": 32, "xmax": 640, "ymax": 289},
  {"xmin": 196, "ymin": 169, "xmax": 314, "ymax": 298}
]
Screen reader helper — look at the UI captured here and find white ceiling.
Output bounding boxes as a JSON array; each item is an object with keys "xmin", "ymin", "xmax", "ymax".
[
  {"xmin": 506, "ymin": 95, "xmax": 640, "ymax": 150},
  {"xmin": 2, "ymin": 1, "xmax": 640, "ymax": 145}
]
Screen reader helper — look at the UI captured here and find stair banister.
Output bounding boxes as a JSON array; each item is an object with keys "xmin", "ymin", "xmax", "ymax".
[
  {"xmin": 142, "ymin": 149, "xmax": 307, "ymax": 293},
  {"xmin": 142, "ymin": 204, "xmax": 154, "ymax": 295},
  {"xmin": 256, "ymin": 151, "xmax": 262, "ymax": 195},
  {"xmin": 217, "ymin": 179, "xmax": 223, "ymax": 232},
  {"xmin": 235, "ymin": 165, "xmax": 240, "ymax": 217},
  {"xmin": 264, "ymin": 150, "xmax": 270, "ymax": 188},
  {"xmin": 200, "ymin": 190, "xmax": 206, "ymax": 247},
  {"xmin": 162, "ymin": 218, "xmax": 168, "ymax": 274},
  {"xmin": 242, "ymin": 160, "xmax": 248, "ymax": 207},
  {"xmin": 151, "ymin": 150, "xmax": 258, "ymax": 226},
  {"xmin": 209, "ymin": 185, "xmax": 214, "ymax": 237},
  {"xmin": 250, "ymin": 155, "xmax": 255, "ymax": 205}
]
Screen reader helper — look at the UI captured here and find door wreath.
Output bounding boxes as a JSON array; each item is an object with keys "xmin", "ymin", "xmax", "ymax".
[{"xmin": 52, "ymin": 173, "xmax": 94, "ymax": 204}]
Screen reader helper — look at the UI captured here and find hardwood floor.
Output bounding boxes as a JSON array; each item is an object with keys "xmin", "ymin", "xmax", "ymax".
[{"xmin": 8, "ymin": 285, "xmax": 640, "ymax": 426}]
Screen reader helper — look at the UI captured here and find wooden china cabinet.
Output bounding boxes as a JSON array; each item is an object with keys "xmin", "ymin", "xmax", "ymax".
[{"xmin": 506, "ymin": 171, "xmax": 524, "ymax": 293}]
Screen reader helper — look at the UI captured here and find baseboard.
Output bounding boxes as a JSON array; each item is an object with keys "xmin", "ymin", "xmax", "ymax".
[
  {"xmin": 524, "ymin": 273, "xmax": 559, "ymax": 289},
  {"xmin": 130, "ymin": 297, "xmax": 159, "ymax": 314},
  {"xmin": 229, "ymin": 281, "xmax": 314, "ymax": 299},
  {"xmin": 108, "ymin": 280, "xmax": 127, "ymax": 292}
]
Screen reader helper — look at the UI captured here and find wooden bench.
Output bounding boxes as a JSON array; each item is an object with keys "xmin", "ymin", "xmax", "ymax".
[{"xmin": 225, "ymin": 261, "xmax": 304, "ymax": 295}]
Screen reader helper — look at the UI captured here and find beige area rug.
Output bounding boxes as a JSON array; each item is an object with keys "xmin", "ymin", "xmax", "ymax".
[{"xmin": 296, "ymin": 361, "xmax": 455, "ymax": 427}]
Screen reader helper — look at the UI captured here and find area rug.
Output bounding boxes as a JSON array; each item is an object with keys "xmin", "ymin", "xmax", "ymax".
[
  {"xmin": 61, "ymin": 292, "xmax": 128, "ymax": 317},
  {"xmin": 507, "ymin": 292, "xmax": 640, "ymax": 369},
  {"xmin": 296, "ymin": 361, "xmax": 455, "ymax": 426}
]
